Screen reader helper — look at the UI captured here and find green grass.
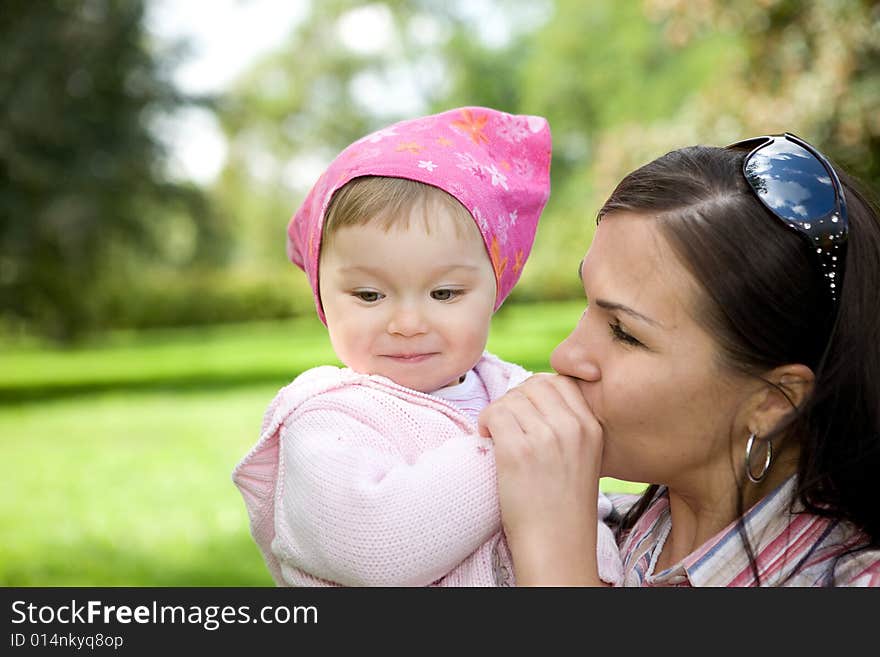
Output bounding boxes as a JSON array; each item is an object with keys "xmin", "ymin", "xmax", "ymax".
[
  {"xmin": 0, "ymin": 387, "xmax": 277, "ymax": 586},
  {"xmin": 0, "ymin": 301, "xmax": 646, "ymax": 586},
  {"xmin": 0, "ymin": 300, "xmax": 582, "ymax": 400},
  {"xmin": 0, "ymin": 315, "xmax": 340, "ymax": 402}
]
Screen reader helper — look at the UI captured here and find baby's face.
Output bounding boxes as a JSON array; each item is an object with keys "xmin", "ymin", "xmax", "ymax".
[{"xmin": 318, "ymin": 206, "xmax": 496, "ymax": 393}]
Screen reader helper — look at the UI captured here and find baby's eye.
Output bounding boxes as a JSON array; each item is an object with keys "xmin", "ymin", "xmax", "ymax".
[
  {"xmin": 353, "ymin": 290, "xmax": 383, "ymax": 303},
  {"xmin": 431, "ymin": 288, "xmax": 462, "ymax": 301}
]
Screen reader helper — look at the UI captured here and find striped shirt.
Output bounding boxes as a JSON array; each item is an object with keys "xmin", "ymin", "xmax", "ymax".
[{"xmin": 610, "ymin": 476, "xmax": 880, "ymax": 587}]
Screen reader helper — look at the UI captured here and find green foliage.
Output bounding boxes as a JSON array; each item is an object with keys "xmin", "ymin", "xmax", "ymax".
[
  {"xmin": 3, "ymin": 0, "xmax": 879, "ymax": 340},
  {"xmin": 0, "ymin": 0, "xmax": 220, "ymax": 341},
  {"xmin": 584, "ymin": 0, "xmax": 880, "ymax": 205},
  {"xmin": 212, "ymin": 0, "xmax": 472, "ymax": 272},
  {"xmin": 100, "ymin": 267, "xmax": 315, "ymax": 332},
  {"xmin": 212, "ymin": 0, "xmax": 749, "ymax": 312}
]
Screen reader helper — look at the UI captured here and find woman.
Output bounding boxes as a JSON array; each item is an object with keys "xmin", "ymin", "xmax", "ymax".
[{"xmin": 478, "ymin": 133, "xmax": 880, "ymax": 586}]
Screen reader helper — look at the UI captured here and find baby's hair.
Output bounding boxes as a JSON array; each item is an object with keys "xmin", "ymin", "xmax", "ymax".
[{"xmin": 321, "ymin": 176, "xmax": 478, "ymax": 253}]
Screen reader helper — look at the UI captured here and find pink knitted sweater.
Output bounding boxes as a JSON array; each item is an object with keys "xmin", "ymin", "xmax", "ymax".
[{"xmin": 232, "ymin": 352, "xmax": 623, "ymax": 586}]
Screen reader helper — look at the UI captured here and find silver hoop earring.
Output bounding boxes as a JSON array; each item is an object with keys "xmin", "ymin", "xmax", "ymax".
[{"xmin": 745, "ymin": 432, "xmax": 773, "ymax": 483}]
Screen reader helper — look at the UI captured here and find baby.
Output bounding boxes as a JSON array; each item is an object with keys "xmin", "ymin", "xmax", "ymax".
[{"xmin": 232, "ymin": 106, "xmax": 622, "ymax": 586}]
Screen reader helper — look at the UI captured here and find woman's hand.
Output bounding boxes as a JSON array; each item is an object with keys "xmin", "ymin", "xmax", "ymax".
[{"xmin": 478, "ymin": 372, "xmax": 606, "ymax": 585}]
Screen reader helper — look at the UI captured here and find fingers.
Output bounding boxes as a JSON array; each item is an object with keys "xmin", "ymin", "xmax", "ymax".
[
  {"xmin": 479, "ymin": 373, "xmax": 591, "ymax": 437},
  {"xmin": 478, "ymin": 372, "xmax": 603, "ymax": 461},
  {"xmin": 476, "ymin": 372, "xmax": 607, "ymax": 585},
  {"xmin": 519, "ymin": 373, "xmax": 593, "ymax": 420},
  {"xmin": 477, "ymin": 395, "xmax": 525, "ymax": 441},
  {"xmin": 511, "ymin": 373, "xmax": 602, "ymax": 442},
  {"xmin": 490, "ymin": 387, "xmax": 555, "ymax": 439}
]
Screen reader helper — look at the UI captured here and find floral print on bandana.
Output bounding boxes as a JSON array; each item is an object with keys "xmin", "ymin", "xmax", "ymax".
[{"xmin": 286, "ymin": 106, "xmax": 551, "ymax": 324}]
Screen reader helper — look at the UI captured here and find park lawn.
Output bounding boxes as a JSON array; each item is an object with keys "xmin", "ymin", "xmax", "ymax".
[
  {"xmin": 0, "ymin": 386, "xmax": 277, "ymax": 586},
  {"xmin": 0, "ymin": 299, "xmax": 587, "ymax": 400},
  {"xmin": 0, "ymin": 301, "xmax": 646, "ymax": 586}
]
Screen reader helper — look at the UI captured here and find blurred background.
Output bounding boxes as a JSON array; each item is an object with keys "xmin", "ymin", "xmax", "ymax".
[{"xmin": 2, "ymin": 0, "xmax": 878, "ymax": 585}]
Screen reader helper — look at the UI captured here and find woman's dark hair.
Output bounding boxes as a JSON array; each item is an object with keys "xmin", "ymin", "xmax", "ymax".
[{"xmin": 598, "ymin": 144, "xmax": 880, "ymax": 585}]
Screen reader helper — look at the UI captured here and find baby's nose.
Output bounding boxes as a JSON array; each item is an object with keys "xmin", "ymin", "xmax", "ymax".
[{"xmin": 387, "ymin": 304, "xmax": 428, "ymax": 336}]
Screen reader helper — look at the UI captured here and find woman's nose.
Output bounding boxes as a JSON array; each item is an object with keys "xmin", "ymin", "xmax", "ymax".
[{"xmin": 551, "ymin": 329, "xmax": 600, "ymax": 381}]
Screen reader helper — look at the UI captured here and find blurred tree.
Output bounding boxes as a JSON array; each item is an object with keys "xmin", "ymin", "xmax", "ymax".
[
  {"xmin": 510, "ymin": 0, "xmax": 741, "ymax": 299},
  {"xmin": 649, "ymin": 0, "xmax": 880, "ymax": 186},
  {"xmin": 215, "ymin": 0, "xmax": 878, "ymax": 314},
  {"xmin": 0, "ymin": 0, "xmax": 219, "ymax": 341},
  {"xmin": 587, "ymin": 0, "xmax": 880, "ymax": 218},
  {"xmin": 213, "ymin": 0, "xmax": 545, "ymax": 272}
]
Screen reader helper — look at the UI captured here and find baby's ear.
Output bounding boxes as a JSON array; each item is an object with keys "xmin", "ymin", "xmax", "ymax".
[{"xmin": 749, "ymin": 363, "xmax": 815, "ymax": 436}]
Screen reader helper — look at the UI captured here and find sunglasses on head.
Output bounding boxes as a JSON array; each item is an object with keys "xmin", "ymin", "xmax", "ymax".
[{"xmin": 726, "ymin": 132, "xmax": 848, "ymax": 311}]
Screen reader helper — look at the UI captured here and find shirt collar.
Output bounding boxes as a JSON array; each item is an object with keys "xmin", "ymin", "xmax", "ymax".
[
  {"xmin": 635, "ymin": 476, "xmax": 831, "ymax": 587},
  {"xmin": 682, "ymin": 475, "xmax": 812, "ymax": 586}
]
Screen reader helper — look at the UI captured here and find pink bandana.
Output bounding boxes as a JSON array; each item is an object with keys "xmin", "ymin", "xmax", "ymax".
[{"xmin": 286, "ymin": 106, "xmax": 552, "ymax": 324}]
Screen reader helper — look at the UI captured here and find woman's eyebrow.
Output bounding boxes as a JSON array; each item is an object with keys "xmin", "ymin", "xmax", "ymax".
[
  {"xmin": 594, "ymin": 299, "xmax": 663, "ymax": 328},
  {"xmin": 579, "ymin": 258, "xmax": 663, "ymax": 328}
]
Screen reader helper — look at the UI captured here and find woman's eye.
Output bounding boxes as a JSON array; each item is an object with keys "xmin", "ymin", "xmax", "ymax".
[
  {"xmin": 431, "ymin": 288, "xmax": 461, "ymax": 301},
  {"xmin": 353, "ymin": 290, "xmax": 382, "ymax": 303},
  {"xmin": 609, "ymin": 320, "xmax": 643, "ymax": 347}
]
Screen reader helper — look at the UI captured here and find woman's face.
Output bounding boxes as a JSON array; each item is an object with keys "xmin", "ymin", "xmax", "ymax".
[{"xmin": 550, "ymin": 211, "xmax": 758, "ymax": 491}]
